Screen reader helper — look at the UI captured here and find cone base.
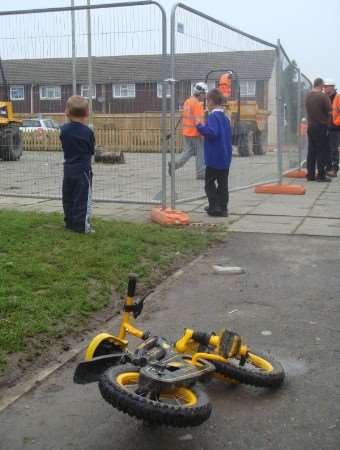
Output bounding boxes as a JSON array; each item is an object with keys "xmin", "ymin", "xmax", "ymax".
[
  {"xmin": 151, "ymin": 208, "xmax": 189, "ymax": 225},
  {"xmin": 255, "ymin": 183, "xmax": 306, "ymax": 195},
  {"xmin": 284, "ymin": 169, "xmax": 307, "ymax": 179}
]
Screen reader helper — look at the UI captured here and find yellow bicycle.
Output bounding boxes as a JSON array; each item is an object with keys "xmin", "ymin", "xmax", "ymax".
[{"xmin": 74, "ymin": 274, "xmax": 285, "ymax": 427}]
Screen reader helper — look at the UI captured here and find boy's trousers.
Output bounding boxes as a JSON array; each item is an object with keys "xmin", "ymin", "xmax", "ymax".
[
  {"xmin": 205, "ymin": 166, "xmax": 229, "ymax": 212},
  {"xmin": 62, "ymin": 169, "xmax": 92, "ymax": 233}
]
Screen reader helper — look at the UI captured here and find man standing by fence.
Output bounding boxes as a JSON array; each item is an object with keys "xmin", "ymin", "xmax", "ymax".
[
  {"xmin": 324, "ymin": 79, "xmax": 340, "ymax": 177},
  {"xmin": 305, "ymin": 78, "xmax": 332, "ymax": 182},
  {"xmin": 169, "ymin": 82, "xmax": 208, "ymax": 180}
]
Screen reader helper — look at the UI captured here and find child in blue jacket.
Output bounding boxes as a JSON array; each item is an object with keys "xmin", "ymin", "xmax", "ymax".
[
  {"xmin": 196, "ymin": 88, "xmax": 232, "ymax": 217},
  {"xmin": 60, "ymin": 96, "xmax": 95, "ymax": 233}
]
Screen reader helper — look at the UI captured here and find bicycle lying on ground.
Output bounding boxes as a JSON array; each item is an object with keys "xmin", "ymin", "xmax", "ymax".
[{"xmin": 74, "ymin": 274, "xmax": 285, "ymax": 427}]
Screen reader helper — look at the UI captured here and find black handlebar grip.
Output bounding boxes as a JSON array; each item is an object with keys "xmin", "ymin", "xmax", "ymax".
[{"xmin": 127, "ymin": 273, "xmax": 138, "ymax": 297}]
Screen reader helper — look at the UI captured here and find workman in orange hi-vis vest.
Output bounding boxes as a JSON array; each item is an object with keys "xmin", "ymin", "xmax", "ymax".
[
  {"xmin": 168, "ymin": 82, "xmax": 208, "ymax": 180},
  {"xmin": 324, "ymin": 79, "xmax": 340, "ymax": 177}
]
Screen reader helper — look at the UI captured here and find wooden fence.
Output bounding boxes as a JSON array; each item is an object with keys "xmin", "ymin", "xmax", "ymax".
[{"xmin": 21, "ymin": 129, "xmax": 183, "ymax": 153}]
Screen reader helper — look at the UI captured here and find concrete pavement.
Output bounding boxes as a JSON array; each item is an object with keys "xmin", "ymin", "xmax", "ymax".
[
  {"xmin": 0, "ymin": 233, "xmax": 339, "ymax": 450},
  {"xmin": 0, "ymin": 176, "xmax": 339, "ymax": 449},
  {"xmin": 1, "ymin": 175, "xmax": 339, "ymax": 236}
]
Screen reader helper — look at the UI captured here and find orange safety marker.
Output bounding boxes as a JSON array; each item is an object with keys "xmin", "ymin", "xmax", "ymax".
[
  {"xmin": 284, "ymin": 169, "xmax": 307, "ymax": 178},
  {"xmin": 151, "ymin": 207, "xmax": 189, "ymax": 226},
  {"xmin": 254, "ymin": 183, "xmax": 306, "ymax": 195}
]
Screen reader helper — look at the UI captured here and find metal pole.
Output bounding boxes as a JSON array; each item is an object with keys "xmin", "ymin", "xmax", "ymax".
[
  {"xmin": 71, "ymin": 0, "xmax": 77, "ymax": 95},
  {"xmin": 296, "ymin": 68, "xmax": 302, "ymax": 168},
  {"xmin": 87, "ymin": 0, "xmax": 93, "ymax": 127},
  {"xmin": 170, "ymin": 4, "xmax": 177, "ymax": 210},
  {"xmin": 276, "ymin": 39, "xmax": 283, "ymax": 184},
  {"xmin": 159, "ymin": 8, "xmax": 167, "ymax": 210}
]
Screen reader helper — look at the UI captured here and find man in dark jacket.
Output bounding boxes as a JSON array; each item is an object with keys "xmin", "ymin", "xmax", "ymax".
[
  {"xmin": 324, "ymin": 79, "xmax": 339, "ymax": 177},
  {"xmin": 305, "ymin": 78, "xmax": 332, "ymax": 182}
]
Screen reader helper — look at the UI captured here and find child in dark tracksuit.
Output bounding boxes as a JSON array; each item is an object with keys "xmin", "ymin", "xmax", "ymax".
[
  {"xmin": 60, "ymin": 95, "xmax": 95, "ymax": 233},
  {"xmin": 196, "ymin": 89, "xmax": 232, "ymax": 217}
]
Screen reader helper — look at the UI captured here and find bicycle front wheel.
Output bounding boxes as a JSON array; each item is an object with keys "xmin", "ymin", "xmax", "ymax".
[
  {"xmin": 213, "ymin": 351, "xmax": 285, "ymax": 388},
  {"xmin": 99, "ymin": 364, "xmax": 212, "ymax": 427}
]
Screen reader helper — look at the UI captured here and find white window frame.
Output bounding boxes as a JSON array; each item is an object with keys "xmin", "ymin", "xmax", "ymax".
[
  {"xmin": 80, "ymin": 84, "xmax": 96, "ymax": 99},
  {"xmin": 39, "ymin": 86, "xmax": 61, "ymax": 100},
  {"xmin": 112, "ymin": 83, "xmax": 135, "ymax": 99},
  {"xmin": 10, "ymin": 85, "xmax": 25, "ymax": 101},
  {"xmin": 240, "ymin": 80, "xmax": 256, "ymax": 97},
  {"xmin": 190, "ymin": 80, "xmax": 216, "ymax": 96},
  {"xmin": 157, "ymin": 83, "xmax": 171, "ymax": 98}
]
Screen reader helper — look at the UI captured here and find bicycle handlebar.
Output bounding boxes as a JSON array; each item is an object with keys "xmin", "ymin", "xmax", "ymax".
[{"xmin": 127, "ymin": 273, "xmax": 138, "ymax": 297}]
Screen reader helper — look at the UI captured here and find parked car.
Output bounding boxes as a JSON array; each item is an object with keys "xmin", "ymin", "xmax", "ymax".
[
  {"xmin": 20, "ymin": 118, "xmax": 61, "ymax": 149},
  {"xmin": 20, "ymin": 118, "xmax": 60, "ymax": 132},
  {"xmin": 20, "ymin": 118, "xmax": 60, "ymax": 134}
]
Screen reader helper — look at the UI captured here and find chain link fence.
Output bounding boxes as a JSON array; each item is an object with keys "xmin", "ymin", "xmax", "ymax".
[
  {"xmin": 299, "ymin": 73, "xmax": 313, "ymax": 168},
  {"xmin": 0, "ymin": 1, "xmax": 167, "ymax": 205},
  {"xmin": 278, "ymin": 43, "xmax": 300, "ymax": 176},
  {"xmin": 0, "ymin": 2, "xmax": 310, "ymax": 208},
  {"xmin": 169, "ymin": 4, "xmax": 287, "ymax": 207}
]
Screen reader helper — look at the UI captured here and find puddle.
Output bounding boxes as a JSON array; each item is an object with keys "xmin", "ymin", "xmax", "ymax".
[{"xmin": 279, "ymin": 357, "xmax": 309, "ymax": 377}]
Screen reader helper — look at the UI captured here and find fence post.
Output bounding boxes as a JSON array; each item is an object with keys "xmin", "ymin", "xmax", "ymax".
[
  {"xmin": 87, "ymin": 0, "xmax": 93, "ymax": 127},
  {"xmin": 296, "ymin": 68, "xmax": 302, "ymax": 169},
  {"xmin": 276, "ymin": 39, "xmax": 283, "ymax": 184},
  {"xmin": 169, "ymin": 3, "xmax": 177, "ymax": 210},
  {"xmin": 71, "ymin": 0, "xmax": 76, "ymax": 96},
  {"xmin": 160, "ymin": 5, "xmax": 167, "ymax": 210}
]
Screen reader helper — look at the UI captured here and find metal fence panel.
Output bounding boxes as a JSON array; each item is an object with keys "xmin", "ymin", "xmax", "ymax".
[
  {"xmin": 278, "ymin": 44, "xmax": 300, "ymax": 176},
  {"xmin": 299, "ymin": 73, "xmax": 312, "ymax": 168},
  {"xmin": 0, "ymin": 2, "xmax": 167, "ymax": 205},
  {"xmin": 169, "ymin": 3, "xmax": 280, "ymax": 206}
]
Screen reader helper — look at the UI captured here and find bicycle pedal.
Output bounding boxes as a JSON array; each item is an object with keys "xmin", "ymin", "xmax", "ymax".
[{"xmin": 217, "ymin": 329, "xmax": 241, "ymax": 358}]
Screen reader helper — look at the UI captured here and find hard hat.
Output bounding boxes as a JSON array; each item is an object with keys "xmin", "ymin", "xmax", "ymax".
[
  {"xmin": 193, "ymin": 82, "xmax": 208, "ymax": 94},
  {"xmin": 324, "ymin": 78, "xmax": 335, "ymax": 86}
]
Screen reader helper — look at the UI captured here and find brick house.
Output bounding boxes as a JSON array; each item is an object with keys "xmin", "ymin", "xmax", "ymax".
[
  {"xmin": 1, "ymin": 49, "xmax": 278, "ymax": 144},
  {"xmin": 1, "ymin": 49, "xmax": 275, "ymax": 112}
]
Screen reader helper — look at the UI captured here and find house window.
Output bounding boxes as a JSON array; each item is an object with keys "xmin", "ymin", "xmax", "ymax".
[
  {"xmin": 190, "ymin": 80, "xmax": 216, "ymax": 95},
  {"xmin": 39, "ymin": 86, "xmax": 61, "ymax": 100},
  {"xmin": 240, "ymin": 80, "xmax": 256, "ymax": 97},
  {"xmin": 112, "ymin": 84, "xmax": 135, "ymax": 98},
  {"xmin": 157, "ymin": 83, "xmax": 171, "ymax": 98},
  {"xmin": 10, "ymin": 86, "xmax": 25, "ymax": 101},
  {"xmin": 81, "ymin": 84, "xmax": 96, "ymax": 99}
]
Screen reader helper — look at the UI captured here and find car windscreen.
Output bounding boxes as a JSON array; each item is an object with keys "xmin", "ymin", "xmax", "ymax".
[{"xmin": 22, "ymin": 120, "xmax": 41, "ymax": 127}]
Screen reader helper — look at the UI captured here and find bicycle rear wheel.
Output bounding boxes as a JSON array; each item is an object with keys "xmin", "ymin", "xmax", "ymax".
[{"xmin": 99, "ymin": 364, "xmax": 212, "ymax": 427}]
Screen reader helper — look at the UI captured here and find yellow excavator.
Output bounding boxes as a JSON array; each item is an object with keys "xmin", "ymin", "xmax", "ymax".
[
  {"xmin": 205, "ymin": 69, "xmax": 269, "ymax": 157},
  {"xmin": 0, "ymin": 58, "xmax": 23, "ymax": 161}
]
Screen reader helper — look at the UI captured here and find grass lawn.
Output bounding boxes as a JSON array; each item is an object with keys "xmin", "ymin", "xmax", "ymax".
[{"xmin": 0, "ymin": 210, "xmax": 220, "ymax": 371}]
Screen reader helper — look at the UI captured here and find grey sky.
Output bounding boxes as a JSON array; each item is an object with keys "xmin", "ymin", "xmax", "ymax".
[{"xmin": 2, "ymin": 0, "xmax": 339, "ymax": 86}]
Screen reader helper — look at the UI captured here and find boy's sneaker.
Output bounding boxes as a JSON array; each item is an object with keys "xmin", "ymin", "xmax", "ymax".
[
  {"xmin": 220, "ymin": 209, "xmax": 228, "ymax": 217},
  {"xmin": 86, "ymin": 228, "xmax": 96, "ymax": 234},
  {"xmin": 327, "ymin": 170, "xmax": 337, "ymax": 177},
  {"xmin": 316, "ymin": 176, "xmax": 332, "ymax": 182}
]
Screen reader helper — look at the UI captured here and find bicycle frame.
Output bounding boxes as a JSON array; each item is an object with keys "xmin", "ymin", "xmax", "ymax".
[{"xmin": 75, "ymin": 274, "xmax": 262, "ymax": 385}]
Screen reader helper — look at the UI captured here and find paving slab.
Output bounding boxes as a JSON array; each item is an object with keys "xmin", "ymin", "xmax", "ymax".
[
  {"xmin": 309, "ymin": 206, "xmax": 340, "ymax": 219},
  {"xmin": 251, "ymin": 203, "xmax": 310, "ymax": 217},
  {"xmin": 229, "ymin": 214, "xmax": 303, "ymax": 234},
  {"xmin": 0, "ymin": 174, "xmax": 339, "ymax": 237},
  {"xmin": 295, "ymin": 217, "xmax": 340, "ymax": 237}
]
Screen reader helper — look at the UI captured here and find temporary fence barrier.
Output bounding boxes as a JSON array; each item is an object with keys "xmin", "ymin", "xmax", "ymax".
[
  {"xmin": 169, "ymin": 3, "xmax": 281, "ymax": 207},
  {"xmin": 0, "ymin": 2, "xmax": 311, "ymax": 209},
  {"xmin": 0, "ymin": 1, "xmax": 168, "ymax": 205}
]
